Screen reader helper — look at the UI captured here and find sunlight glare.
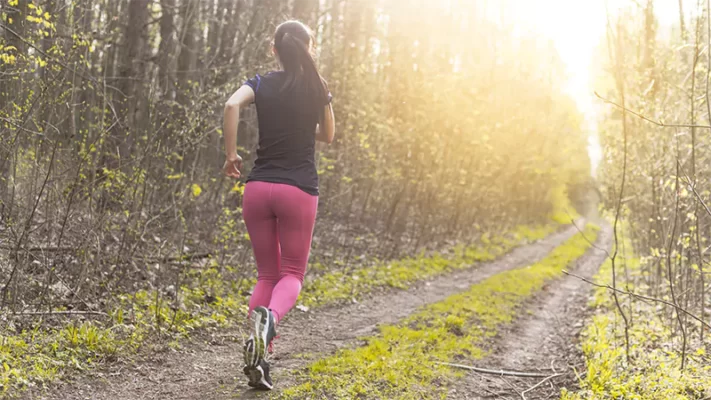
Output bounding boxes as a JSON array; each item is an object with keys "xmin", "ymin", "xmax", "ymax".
[{"xmin": 492, "ymin": 0, "xmax": 681, "ymax": 175}]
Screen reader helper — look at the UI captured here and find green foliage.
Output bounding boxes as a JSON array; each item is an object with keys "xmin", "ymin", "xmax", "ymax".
[
  {"xmin": 281, "ymin": 225, "xmax": 599, "ymax": 399},
  {"xmin": 549, "ymin": 183, "xmax": 579, "ymax": 224},
  {"xmin": 0, "ymin": 322, "xmax": 125, "ymax": 397},
  {"xmin": 593, "ymin": 8, "xmax": 709, "ymax": 391},
  {"xmin": 0, "ymin": 261, "xmax": 254, "ymax": 398},
  {"xmin": 561, "ymin": 236, "xmax": 711, "ymax": 400},
  {"xmin": 561, "ymin": 313, "xmax": 709, "ymax": 400}
]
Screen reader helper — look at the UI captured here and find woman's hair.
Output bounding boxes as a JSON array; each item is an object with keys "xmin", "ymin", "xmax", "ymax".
[{"xmin": 273, "ymin": 20, "xmax": 329, "ymax": 111}]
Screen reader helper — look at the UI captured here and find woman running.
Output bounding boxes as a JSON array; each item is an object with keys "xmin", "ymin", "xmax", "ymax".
[{"xmin": 222, "ymin": 20, "xmax": 335, "ymax": 390}]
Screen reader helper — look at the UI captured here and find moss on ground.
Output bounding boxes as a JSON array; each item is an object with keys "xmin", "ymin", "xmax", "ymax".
[
  {"xmin": 0, "ymin": 223, "xmax": 555, "ymax": 397},
  {"xmin": 280, "ymin": 225, "xmax": 598, "ymax": 400},
  {"xmin": 560, "ymin": 234, "xmax": 711, "ymax": 400}
]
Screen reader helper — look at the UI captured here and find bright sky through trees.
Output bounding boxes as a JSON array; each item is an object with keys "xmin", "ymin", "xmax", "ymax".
[{"xmin": 490, "ymin": 0, "xmax": 680, "ymax": 174}]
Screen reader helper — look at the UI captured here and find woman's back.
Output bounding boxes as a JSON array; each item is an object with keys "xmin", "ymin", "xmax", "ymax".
[{"xmin": 244, "ymin": 71, "xmax": 329, "ymax": 196}]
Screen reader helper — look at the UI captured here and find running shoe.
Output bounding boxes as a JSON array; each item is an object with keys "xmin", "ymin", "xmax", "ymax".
[
  {"xmin": 243, "ymin": 334, "xmax": 259, "ymax": 368},
  {"xmin": 243, "ymin": 359, "xmax": 273, "ymax": 390},
  {"xmin": 252, "ymin": 306, "xmax": 277, "ymax": 362}
]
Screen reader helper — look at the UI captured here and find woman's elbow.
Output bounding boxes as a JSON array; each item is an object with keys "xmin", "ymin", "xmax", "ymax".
[{"xmin": 224, "ymin": 101, "xmax": 241, "ymax": 111}]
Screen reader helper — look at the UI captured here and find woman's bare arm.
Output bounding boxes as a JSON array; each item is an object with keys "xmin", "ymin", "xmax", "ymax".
[
  {"xmin": 222, "ymin": 85, "xmax": 255, "ymax": 177},
  {"xmin": 315, "ymin": 103, "xmax": 335, "ymax": 144}
]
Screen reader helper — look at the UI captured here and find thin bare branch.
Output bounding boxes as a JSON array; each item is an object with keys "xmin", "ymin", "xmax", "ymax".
[
  {"xmin": 562, "ymin": 270, "xmax": 711, "ymax": 330},
  {"xmin": 595, "ymin": 91, "xmax": 711, "ymax": 129},
  {"xmin": 567, "ymin": 215, "xmax": 610, "ymax": 258}
]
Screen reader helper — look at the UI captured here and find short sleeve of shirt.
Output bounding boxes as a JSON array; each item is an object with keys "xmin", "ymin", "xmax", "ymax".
[{"xmin": 243, "ymin": 75, "xmax": 262, "ymax": 99}]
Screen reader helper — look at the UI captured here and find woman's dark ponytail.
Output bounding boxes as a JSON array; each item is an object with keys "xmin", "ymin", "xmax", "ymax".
[{"xmin": 274, "ymin": 21, "xmax": 329, "ymax": 112}]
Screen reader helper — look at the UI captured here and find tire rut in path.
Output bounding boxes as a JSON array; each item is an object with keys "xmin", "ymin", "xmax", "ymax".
[
  {"xmin": 447, "ymin": 222, "xmax": 612, "ymax": 400},
  {"xmin": 28, "ymin": 224, "xmax": 581, "ymax": 400}
]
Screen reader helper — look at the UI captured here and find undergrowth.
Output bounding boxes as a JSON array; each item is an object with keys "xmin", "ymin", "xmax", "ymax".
[
  {"xmin": 280, "ymin": 224, "xmax": 598, "ymax": 400},
  {"xmin": 0, "ymin": 223, "xmax": 556, "ymax": 397},
  {"xmin": 0, "ymin": 263, "xmax": 255, "ymax": 397},
  {"xmin": 560, "ymin": 236, "xmax": 711, "ymax": 400}
]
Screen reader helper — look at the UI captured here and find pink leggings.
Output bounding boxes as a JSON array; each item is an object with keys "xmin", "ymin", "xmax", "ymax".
[{"xmin": 243, "ymin": 181, "xmax": 318, "ymax": 324}]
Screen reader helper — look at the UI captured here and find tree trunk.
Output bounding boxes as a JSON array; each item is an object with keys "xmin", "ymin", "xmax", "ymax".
[
  {"xmin": 206, "ymin": 0, "xmax": 223, "ymax": 67},
  {"xmin": 679, "ymin": 0, "xmax": 686, "ymax": 41},
  {"xmin": 218, "ymin": 0, "xmax": 242, "ymax": 64},
  {"xmin": 159, "ymin": 0, "xmax": 177, "ymax": 100},
  {"xmin": 0, "ymin": 0, "xmax": 28, "ymax": 204},
  {"xmin": 109, "ymin": 0, "xmax": 150, "ymax": 167},
  {"xmin": 176, "ymin": 0, "xmax": 199, "ymax": 106}
]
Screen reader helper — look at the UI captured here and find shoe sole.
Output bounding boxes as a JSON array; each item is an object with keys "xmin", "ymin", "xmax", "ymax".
[
  {"xmin": 243, "ymin": 335, "xmax": 258, "ymax": 368},
  {"xmin": 244, "ymin": 365, "xmax": 273, "ymax": 390},
  {"xmin": 253, "ymin": 307, "xmax": 271, "ymax": 363}
]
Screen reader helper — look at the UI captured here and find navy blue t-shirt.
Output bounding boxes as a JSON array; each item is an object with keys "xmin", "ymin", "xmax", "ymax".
[{"xmin": 243, "ymin": 71, "xmax": 331, "ymax": 196}]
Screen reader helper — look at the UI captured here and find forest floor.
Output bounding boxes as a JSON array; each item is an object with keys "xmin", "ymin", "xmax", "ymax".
[{"xmin": 21, "ymin": 221, "xmax": 610, "ymax": 400}]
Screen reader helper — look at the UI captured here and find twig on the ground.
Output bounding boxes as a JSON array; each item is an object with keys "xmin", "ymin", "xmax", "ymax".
[
  {"xmin": 0, "ymin": 247, "xmax": 212, "ymax": 266},
  {"xmin": 499, "ymin": 375, "xmax": 524, "ymax": 399},
  {"xmin": 520, "ymin": 373, "xmax": 562, "ymax": 400},
  {"xmin": 436, "ymin": 362, "xmax": 553, "ymax": 378},
  {"xmin": 10, "ymin": 310, "xmax": 109, "ymax": 317},
  {"xmin": 473, "ymin": 370, "xmax": 522, "ymax": 399},
  {"xmin": 562, "ymin": 270, "xmax": 711, "ymax": 330},
  {"xmin": 0, "ymin": 246, "xmax": 77, "ymax": 253},
  {"xmin": 139, "ymin": 253, "xmax": 212, "ymax": 263}
]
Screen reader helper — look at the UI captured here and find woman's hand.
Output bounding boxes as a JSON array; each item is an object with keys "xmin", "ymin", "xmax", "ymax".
[{"xmin": 223, "ymin": 154, "xmax": 243, "ymax": 178}]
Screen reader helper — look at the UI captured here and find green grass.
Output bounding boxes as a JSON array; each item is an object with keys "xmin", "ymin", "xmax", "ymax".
[
  {"xmin": 300, "ymin": 224, "xmax": 557, "ymax": 308},
  {"xmin": 560, "ymin": 234, "xmax": 711, "ymax": 400},
  {"xmin": 0, "ymin": 265, "xmax": 255, "ymax": 397},
  {"xmin": 280, "ymin": 224, "xmax": 598, "ymax": 400},
  {"xmin": 0, "ymin": 223, "xmax": 556, "ymax": 397}
]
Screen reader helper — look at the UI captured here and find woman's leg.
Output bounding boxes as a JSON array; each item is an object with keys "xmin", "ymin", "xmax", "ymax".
[
  {"xmin": 268, "ymin": 184, "xmax": 318, "ymax": 323},
  {"xmin": 242, "ymin": 181, "xmax": 281, "ymax": 315}
]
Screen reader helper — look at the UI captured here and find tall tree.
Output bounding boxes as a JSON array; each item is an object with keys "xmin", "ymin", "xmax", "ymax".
[
  {"xmin": 0, "ymin": 0, "xmax": 28, "ymax": 203},
  {"xmin": 158, "ymin": 0, "xmax": 177, "ymax": 100},
  {"xmin": 176, "ymin": 0, "xmax": 199, "ymax": 106},
  {"xmin": 109, "ymin": 0, "xmax": 150, "ymax": 165}
]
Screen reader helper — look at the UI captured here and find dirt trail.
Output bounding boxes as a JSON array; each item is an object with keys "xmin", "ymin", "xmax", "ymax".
[
  {"xmin": 26, "ymin": 223, "xmax": 577, "ymax": 400},
  {"xmin": 447, "ymin": 222, "xmax": 612, "ymax": 400},
  {"xmin": 25, "ymin": 224, "xmax": 580, "ymax": 400}
]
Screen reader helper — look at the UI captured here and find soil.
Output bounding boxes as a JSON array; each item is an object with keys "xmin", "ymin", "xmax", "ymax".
[{"xmin": 22, "ymin": 223, "xmax": 588, "ymax": 400}]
